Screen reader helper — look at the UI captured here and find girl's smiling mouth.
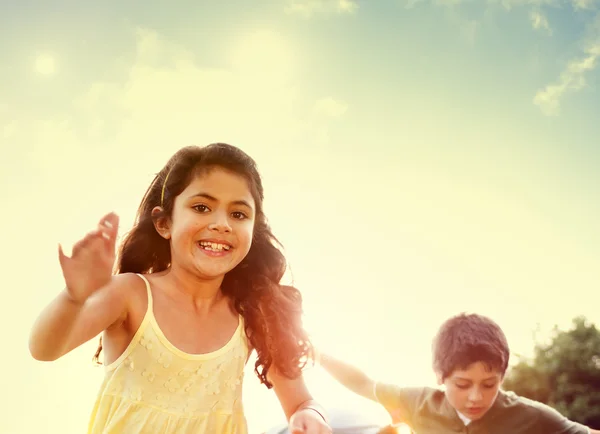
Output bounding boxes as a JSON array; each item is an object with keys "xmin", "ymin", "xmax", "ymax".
[{"xmin": 197, "ymin": 240, "xmax": 232, "ymax": 255}]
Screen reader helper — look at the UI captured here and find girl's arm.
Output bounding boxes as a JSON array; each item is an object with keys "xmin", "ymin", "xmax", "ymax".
[
  {"xmin": 318, "ymin": 351, "xmax": 377, "ymax": 401},
  {"xmin": 268, "ymin": 368, "xmax": 331, "ymax": 434},
  {"xmin": 29, "ymin": 212, "xmax": 131, "ymax": 361},
  {"xmin": 28, "ymin": 274, "xmax": 132, "ymax": 361}
]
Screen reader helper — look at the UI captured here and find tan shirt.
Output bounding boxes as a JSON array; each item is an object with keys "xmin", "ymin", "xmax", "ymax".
[{"xmin": 375, "ymin": 385, "xmax": 590, "ymax": 434}]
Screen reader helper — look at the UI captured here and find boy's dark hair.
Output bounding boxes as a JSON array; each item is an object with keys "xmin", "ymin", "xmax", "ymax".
[{"xmin": 432, "ymin": 313, "xmax": 510, "ymax": 380}]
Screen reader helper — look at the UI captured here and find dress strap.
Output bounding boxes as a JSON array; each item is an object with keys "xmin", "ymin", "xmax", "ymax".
[{"xmin": 135, "ymin": 273, "xmax": 154, "ymax": 313}]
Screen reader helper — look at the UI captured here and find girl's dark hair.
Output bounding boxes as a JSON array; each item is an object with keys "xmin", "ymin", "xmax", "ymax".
[{"xmin": 94, "ymin": 143, "xmax": 313, "ymax": 387}]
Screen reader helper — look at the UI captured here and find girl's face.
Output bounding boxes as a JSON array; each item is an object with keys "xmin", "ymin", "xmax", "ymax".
[{"xmin": 164, "ymin": 167, "xmax": 256, "ymax": 279}]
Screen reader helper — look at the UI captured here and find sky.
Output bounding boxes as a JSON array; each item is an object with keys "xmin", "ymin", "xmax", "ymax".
[{"xmin": 1, "ymin": 0, "xmax": 599, "ymax": 433}]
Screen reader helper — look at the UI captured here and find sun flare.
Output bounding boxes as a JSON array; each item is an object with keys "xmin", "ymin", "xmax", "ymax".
[{"xmin": 35, "ymin": 54, "xmax": 57, "ymax": 75}]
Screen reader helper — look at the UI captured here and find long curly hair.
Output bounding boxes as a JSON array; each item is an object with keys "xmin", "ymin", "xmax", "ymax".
[{"xmin": 93, "ymin": 143, "xmax": 313, "ymax": 387}]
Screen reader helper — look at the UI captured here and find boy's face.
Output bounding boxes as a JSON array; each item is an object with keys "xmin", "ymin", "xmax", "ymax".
[{"xmin": 440, "ymin": 361, "xmax": 503, "ymax": 421}]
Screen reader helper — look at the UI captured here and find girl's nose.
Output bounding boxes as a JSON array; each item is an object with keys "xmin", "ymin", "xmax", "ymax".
[{"xmin": 208, "ymin": 213, "xmax": 232, "ymax": 233}]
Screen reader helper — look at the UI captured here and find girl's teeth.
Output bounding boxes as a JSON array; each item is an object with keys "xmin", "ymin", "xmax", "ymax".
[{"xmin": 199, "ymin": 241, "xmax": 230, "ymax": 251}]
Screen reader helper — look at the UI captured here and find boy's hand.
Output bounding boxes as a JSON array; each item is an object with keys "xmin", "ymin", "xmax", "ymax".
[{"xmin": 58, "ymin": 212, "xmax": 119, "ymax": 304}]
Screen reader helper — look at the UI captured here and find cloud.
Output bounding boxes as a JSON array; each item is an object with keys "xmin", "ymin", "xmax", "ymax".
[
  {"xmin": 571, "ymin": 0, "xmax": 599, "ymax": 9},
  {"xmin": 530, "ymin": 9, "xmax": 552, "ymax": 33},
  {"xmin": 403, "ymin": 0, "xmax": 596, "ymax": 12},
  {"xmin": 72, "ymin": 27, "xmax": 332, "ymax": 138},
  {"xmin": 400, "ymin": 0, "xmax": 599, "ymax": 114},
  {"xmin": 6, "ymin": 26, "xmax": 349, "ymax": 191},
  {"xmin": 102, "ymin": 28, "xmax": 311, "ymax": 146},
  {"xmin": 338, "ymin": 0, "xmax": 360, "ymax": 13},
  {"xmin": 534, "ymin": 41, "xmax": 600, "ymax": 115},
  {"xmin": 405, "ymin": 0, "xmax": 469, "ymax": 8},
  {"xmin": 497, "ymin": 0, "xmax": 555, "ymax": 11},
  {"xmin": 285, "ymin": 0, "xmax": 358, "ymax": 17}
]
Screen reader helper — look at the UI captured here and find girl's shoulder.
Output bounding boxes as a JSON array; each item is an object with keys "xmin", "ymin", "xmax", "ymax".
[
  {"xmin": 108, "ymin": 272, "xmax": 152, "ymax": 311},
  {"xmin": 106, "ymin": 272, "xmax": 154, "ymax": 330},
  {"xmin": 110, "ymin": 272, "xmax": 148, "ymax": 293}
]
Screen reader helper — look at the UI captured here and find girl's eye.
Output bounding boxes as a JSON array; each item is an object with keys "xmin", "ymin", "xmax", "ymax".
[
  {"xmin": 456, "ymin": 384, "xmax": 470, "ymax": 390},
  {"xmin": 231, "ymin": 211, "xmax": 248, "ymax": 220},
  {"xmin": 193, "ymin": 204, "xmax": 210, "ymax": 213},
  {"xmin": 483, "ymin": 384, "xmax": 497, "ymax": 389}
]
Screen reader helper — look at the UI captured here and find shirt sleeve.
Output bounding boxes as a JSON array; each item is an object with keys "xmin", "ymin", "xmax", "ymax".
[
  {"xmin": 373, "ymin": 383, "xmax": 423, "ymax": 425},
  {"xmin": 537, "ymin": 403, "xmax": 590, "ymax": 434}
]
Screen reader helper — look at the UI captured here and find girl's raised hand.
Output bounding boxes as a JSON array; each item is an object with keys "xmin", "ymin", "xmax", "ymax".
[{"xmin": 58, "ymin": 212, "xmax": 119, "ymax": 304}]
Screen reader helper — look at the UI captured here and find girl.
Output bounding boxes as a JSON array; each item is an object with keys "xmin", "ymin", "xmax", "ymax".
[{"xmin": 29, "ymin": 143, "xmax": 331, "ymax": 434}]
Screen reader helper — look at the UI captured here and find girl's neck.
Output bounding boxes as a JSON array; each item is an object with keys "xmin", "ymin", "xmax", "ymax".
[{"xmin": 160, "ymin": 266, "xmax": 226, "ymax": 308}]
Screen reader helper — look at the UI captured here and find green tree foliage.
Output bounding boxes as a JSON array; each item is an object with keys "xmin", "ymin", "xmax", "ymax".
[{"xmin": 503, "ymin": 316, "xmax": 600, "ymax": 428}]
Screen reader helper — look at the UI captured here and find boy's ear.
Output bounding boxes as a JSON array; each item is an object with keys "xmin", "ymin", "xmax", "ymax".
[
  {"xmin": 436, "ymin": 372, "xmax": 444, "ymax": 385},
  {"xmin": 152, "ymin": 206, "xmax": 171, "ymax": 240}
]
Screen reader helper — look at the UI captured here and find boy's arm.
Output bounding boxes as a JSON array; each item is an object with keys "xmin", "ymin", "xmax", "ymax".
[
  {"xmin": 537, "ymin": 401, "xmax": 598, "ymax": 434},
  {"xmin": 318, "ymin": 352, "xmax": 377, "ymax": 401},
  {"xmin": 318, "ymin": 351, "xmax": 420, "ymax": 425}
]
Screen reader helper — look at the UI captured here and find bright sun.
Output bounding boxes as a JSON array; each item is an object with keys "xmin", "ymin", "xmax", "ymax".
[{"xmin": 35, "ymin": 54, "xmax": 57, "ymax": 75}]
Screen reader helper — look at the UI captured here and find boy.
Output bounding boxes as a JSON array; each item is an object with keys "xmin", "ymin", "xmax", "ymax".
[{"xmin": 318, "ymin": 313, "xmax": 599, "ymax": 434}]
